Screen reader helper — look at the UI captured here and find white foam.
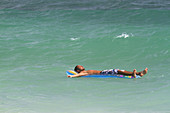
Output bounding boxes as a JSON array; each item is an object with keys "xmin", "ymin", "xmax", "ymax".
[
  {"xmin": 116, "ymin": 33, "xmax": 134, "ymax": 39},
  {"xmin": 70, "ymin": 38, "xmax": 79, "ymax": 41}
]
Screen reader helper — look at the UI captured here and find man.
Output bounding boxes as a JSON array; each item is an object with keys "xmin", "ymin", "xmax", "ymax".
[{"xmin": 67, "ymin": 65, "xmax": 148, "ymax": 78}]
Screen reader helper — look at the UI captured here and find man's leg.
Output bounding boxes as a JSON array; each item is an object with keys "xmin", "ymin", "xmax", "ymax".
[
  {"xmin": 117, "ymin": 68, "xmax": 148, "ymax": 77},
  {"xmin": 117, "ymin": 69, "xmax": 136, "ymax": 75}
]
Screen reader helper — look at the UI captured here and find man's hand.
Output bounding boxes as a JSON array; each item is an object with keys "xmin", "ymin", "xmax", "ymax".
[
  {"xmin": 67, "ymin": 75, "xmax": 73, "ymax": 78},
  {"xmin": 67, "ymin": 75, "xmax": 77, "ymax": 78}
]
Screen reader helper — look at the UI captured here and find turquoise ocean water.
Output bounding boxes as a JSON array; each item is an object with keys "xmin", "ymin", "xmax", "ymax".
[{"xmin": 0, "ymin": 0, "xmax": 170, "ymax": 112}]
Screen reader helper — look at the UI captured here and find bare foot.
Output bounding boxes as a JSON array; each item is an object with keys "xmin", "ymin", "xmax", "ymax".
[
  {"xmin": 140, "ymin": 68, "xmax": 148, "ymax": 77},
  {"xmin": 133, "ymin": 69, "xmax": 137, "ymax": 78}
]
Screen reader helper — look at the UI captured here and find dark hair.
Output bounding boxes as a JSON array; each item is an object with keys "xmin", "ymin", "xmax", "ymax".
[
  {"xmin": 74, "ymin": 65, "xmax": 85, "ymax": 73},
  {"xmin": 74, "ymin": 65, "xmax": 79, "ymax": 72}
]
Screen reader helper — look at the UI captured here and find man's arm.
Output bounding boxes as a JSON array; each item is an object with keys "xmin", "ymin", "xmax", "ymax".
[{"xmin": 67, "ymin": 72, "xmax": 88, "ymax": 78}]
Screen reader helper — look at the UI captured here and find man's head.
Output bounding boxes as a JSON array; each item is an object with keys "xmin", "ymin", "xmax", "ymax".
[{"xmin": 74, "ymin": 65, "xmax": 85, "ymax": 73}]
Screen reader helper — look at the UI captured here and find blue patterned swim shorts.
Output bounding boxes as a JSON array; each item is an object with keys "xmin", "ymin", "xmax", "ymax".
[{"xmin": 100, "ymin": 69, "xmax": 118, "ymax": 75}]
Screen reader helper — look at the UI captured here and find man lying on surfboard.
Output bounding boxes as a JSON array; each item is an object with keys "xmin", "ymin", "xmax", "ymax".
[{"xmin": 67, "ymin": 65, "xmax": 148, "ymax": 78}]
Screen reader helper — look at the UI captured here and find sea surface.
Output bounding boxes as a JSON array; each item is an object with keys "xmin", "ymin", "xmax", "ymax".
[{"xmin": 0, "ymin": 0, "xmax": 170, "ymax": 113}]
